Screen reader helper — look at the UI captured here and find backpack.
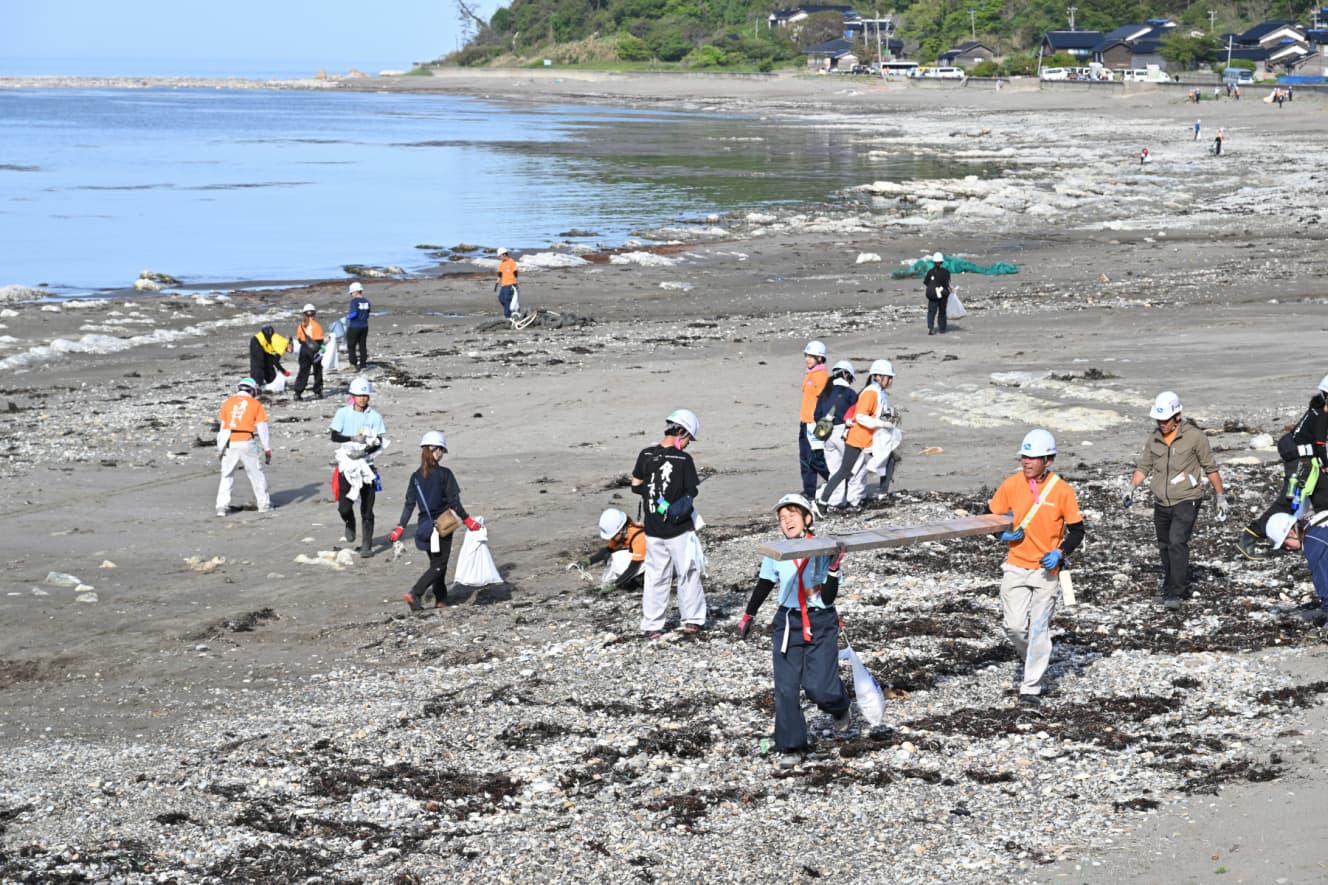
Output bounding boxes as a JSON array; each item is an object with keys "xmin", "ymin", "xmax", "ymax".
[{"xmin": 1276, "ymin": 431, "xmax": 1298, "ymax": 463}]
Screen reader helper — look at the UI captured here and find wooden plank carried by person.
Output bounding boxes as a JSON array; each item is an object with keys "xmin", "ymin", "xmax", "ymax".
[{"xmin": 758, "ymin": 513, "xmax": 1014, "ymax": 561}]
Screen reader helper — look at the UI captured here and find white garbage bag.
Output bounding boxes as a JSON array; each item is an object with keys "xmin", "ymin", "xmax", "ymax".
[
  {"xmin": 946, "ymin": 292, "xmax": 966, "ymax": 319},
  {"xmin": 839, "ymin": 644, "xmax": 887, "ymax": 727},
  {"xmin": 453, "ymin": 523, "xmax": 502, "ymax": 586},
  {"xmin": 602, "ymin": 549, "xmax": 634, "ymax": 586}
]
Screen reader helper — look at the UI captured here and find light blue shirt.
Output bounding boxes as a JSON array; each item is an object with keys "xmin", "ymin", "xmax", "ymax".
[
  {"xmin": 330, "ymin": 405, "xmax": 386, "ymax": 439},
  {"xmin": 759, "ymin": 554, "xmax": 833, "ymax": 609}
]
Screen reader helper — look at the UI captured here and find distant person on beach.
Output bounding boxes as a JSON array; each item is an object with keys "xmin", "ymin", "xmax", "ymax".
[
  {"xmin": 633, "ymin": 409, "xmax": 705, "ymax": 638},
  {"xmin": 798, "ymin": 340, "xmax": 830, "ymax": 501},
  {"xmin": 330, "ymin": 377, "xmax": 387, "ymax": 557},
  {"xmin": 817, "ymin": 359, "xmax": 897, "ymax": 514},
  {"xmin": 215, "ymin": 377, "xmax": 272, "ymax": 517},
  {"xmin": 1193, "ymin": 118, "xmax": 1201, "ymax": 140},
  {"xmin": 1213, "ymin": 128, "xmax": 1225, "ymax": 156},
  {"xmin": 817, "ymin": 360, "xmax": 865, "ymax": 511},
  {"xmin": 345, "ymin": 282, "xmax": 371, "ymax": 370},
  {"xmin": 249, "ymin": 325, "xmax": 290, "ymax": 392},
  {"xmin": 1122, "ymin": 392, "xmax": 1228, "ymax": 611},
  {"xmin": 989, "ymin": 429, "xmax": 1084, "ymax": 708},
  {"xmin": 389, "ymin": 430, "xmax": 483, "ymax": 611},
  {"xmin": 495, "ymin": 247, "xmax": 519, "ymax": 319},
  {"xmin": 292, "ymin": 303, "xmax": 324, "ymax": 401},
  {"xmin": 1139, "ymin": 147, "xmax": 1150, "ymax": 165},
  {"xmin": 738, "ymin": 493, "xmax": 851, "ymax": 764},
  {"xmin": 923, "ymin": 251, "xmax": 951, "ymax": 335}
]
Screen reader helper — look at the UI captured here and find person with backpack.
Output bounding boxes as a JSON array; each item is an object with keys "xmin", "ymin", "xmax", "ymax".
[
  {"xmin": 1237, "ymin": 374, "xmax": 1328, "ymax": 560},
  {"xmin": 1265, "ymin": 506, "xmax": 1328, "ymax": 626},
  {"xmin": 815, "ymin": 359, "xmax": 896, "ymax": 515},
  {"xmin": 923, "ymin": 252, "xmax": 951, "ymax": 335},
  {"xmin": 817, "ymin": 361, "xmax": 865, "ymax": 511},
  {"xmin": 798, "ymin": 340, "xmax": 830, "ymax": 500}
]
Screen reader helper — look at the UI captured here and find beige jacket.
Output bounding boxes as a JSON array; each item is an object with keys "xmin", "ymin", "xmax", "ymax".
[{"xmin": 1135, "ymin": 421, "xmax": 1218, "ymax": 506}]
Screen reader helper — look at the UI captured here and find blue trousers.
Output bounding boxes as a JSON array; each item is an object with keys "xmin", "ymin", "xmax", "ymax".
[
  {"xmin": 1303, "ymin": 522, "xmax": 1328, "ymax": 610},
  {"xmin": 771, "ymin": 606, "xmax": 849, "ymax": 752},
  {"xmin": 798, "ymin": 426, "xmax": 828, "ymax": 499},
  {"xmin": 498, "ymin": 285, "xmax": 516, "ymax": 318}
]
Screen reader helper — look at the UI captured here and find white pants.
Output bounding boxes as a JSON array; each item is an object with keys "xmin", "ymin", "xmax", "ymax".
[
  {"xmin": 641, "ymin": 532, "xmax": 706, "ymax": 631},
  {"xmin": 216, "ymin": 440, "xmax": 270, "ymax": 511},
  {"xmin": 999, "ymin": 563, "xmax": 1059, "ymax": 696},
  {"xmin": 822, "ymin": 425, "xmax": 869, "ymax": 506}
]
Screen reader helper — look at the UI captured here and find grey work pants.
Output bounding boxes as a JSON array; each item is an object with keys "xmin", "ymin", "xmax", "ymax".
[{"xmin": 640, "ymin": 532, "xmax": 705, "ymax": 632}]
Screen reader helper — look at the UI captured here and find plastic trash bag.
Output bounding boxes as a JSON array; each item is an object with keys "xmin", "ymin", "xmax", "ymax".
[
  {"xmin": 453, "ymin": 523, "xmax": 502, "ymax": 586},
  {"xmin": 947, "ymin": 292, "xmax": 967, "ymax": 319},
  {"xmin": 602, "ymin": 549, "xmax": 634, "ymax": 586},
  {"xmin": 839, "ymin": 644, "xmax": 887, "ymax": 727}
]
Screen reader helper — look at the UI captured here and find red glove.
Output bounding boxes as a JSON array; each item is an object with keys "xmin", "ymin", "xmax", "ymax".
[
  {"xmin": 388, "ymin": 526, "xmax": 404, "ymax": 542},
  {"xmin": 464, "ymin": 517, "xmax": 482, "ymax": 532},
  {"xmin": 737, "ymin": 613, "xmax": 754, "ymax": 639},
  {"xmin": 830, "ymin": 542, "xmax": 847, "ymax": 572},
  {"xmin": 282, "ymin": 369, "xmax": 291, "ymax": 377},
  {"xmin": 264, "ymin": 449, "xmax": 272, "ymax": 465}
]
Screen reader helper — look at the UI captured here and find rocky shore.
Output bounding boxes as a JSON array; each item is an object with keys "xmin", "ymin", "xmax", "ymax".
[{"xmin": 2, "ymin": 73, "xmax": 1327, "ymax": 884}]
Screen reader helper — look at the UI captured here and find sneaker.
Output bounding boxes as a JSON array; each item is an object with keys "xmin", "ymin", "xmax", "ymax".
[
  {"xmin": 928, "ymin": 329, "xmax": 935, "ymax": 336},
  {"xmin": 832, "ymin": 708, "xmax": 852, "ymax": 733},
  {"xmin": 1018, "ymin": 694, "xmax": 1042, "ymax": 711},
  {"xmin": 681, "ymin": 623, "xmax": 703, "ymax": 635},
  {"xmin": 294, "ymin": 392, "xmax": 303, "ymax": 401},
  {"xmin": 1236, "ymin": 529, "xmax": 1267, "ymax": 562},
  {"xmin": 216, "ymin": 507, "xmax": 228, "ymax": 517},
  {"xmin": 1164, "ymin": 597, "xmax": 1181, "ymax": 611},
  {"xmin": 1291, "ymin": 607, "xmax": 1328, "ymax": 626},
  {"xmin": 403, "ymin": 593, "xmax": 423, "ymax": 612},
  {"xmin": 257, "ymin": 505, "xmax": 273, "ymax": 513},
  {"xmin": 433, "ymin": 602, "xmax": 448, "ymax": 610},
  {"xmin": 777, "ymin": 753, "xmax": 802, "ymax": 770},
  {"xmin": 643, "ymin": 629, "xmax": 665, "ymax": 640}
]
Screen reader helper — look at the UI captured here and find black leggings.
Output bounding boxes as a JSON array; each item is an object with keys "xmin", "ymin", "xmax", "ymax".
[
  {"xmin": 411, "ymin": 535, "xmax": 454, "ymax": 603},
  {"xmin": 819, "ymin": 443, "xmax": 863, "ymax": 505},
  {"xmin": 337, "ymin": 476, "xmax": 375, "ymax": 527}
]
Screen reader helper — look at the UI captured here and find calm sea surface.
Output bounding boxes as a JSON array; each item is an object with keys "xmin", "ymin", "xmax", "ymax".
[{"xmin": 0, "ymin": 86, "xmax": 979, "ymax": 296}]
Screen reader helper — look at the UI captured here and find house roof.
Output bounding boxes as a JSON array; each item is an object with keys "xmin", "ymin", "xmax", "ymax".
[
  {"xmin": 1043, "ymin": 30, "xmax": 1103, "ymax": 50},
  {"xmin": 1101, "ymin": 24, "xmax": 1154, "ymax": 43},
  {"xmin": 1227, "ymin": 47, "xmax": 1273, "ymax": 61},
  {"xmin": 803, "ymin": 37, "xmax": 855, "ymax": 57},
  {"xmin": 949, "ymin": 41, "xmax": 990, "ymax": 53},
  {"xmin": 769, "ymin": 4, "xmax": 855, "ymax": 20},
  {"xmin": 1236, "ymin": 20, "xmax": 1300, "ymax": 43},
  {"xmin": 1307, "ymin": 29, "xmax": 1328, "ymax": 44}
]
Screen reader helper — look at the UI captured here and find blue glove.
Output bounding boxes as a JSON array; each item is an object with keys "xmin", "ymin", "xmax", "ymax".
[
  {"xmin": 1040, "ymin": 549, "xmax": 1063, "ymax": 569},
  {"xmin": 1295, "ymin": 496, "xmax": 1311, "ymax": 520},
  {"xmin": 999, "ymin": 528, "xmax": 1024, "ymax": 542}
]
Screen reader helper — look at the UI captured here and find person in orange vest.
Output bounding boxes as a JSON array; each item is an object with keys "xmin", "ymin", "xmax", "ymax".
[
  {"xmin": 574, "ymin": 508, "xmax": 647, "ymax": 590},
  {"xmin": 292, "ymin": 303, "xmax": 324, "ymax": 401},
  {"xmin": 495, "ymin": 247, "xmax": 519, "ymax": 319},
  {"xmin": 799, "ymin": 340, "xmax": 830, "ymax": 499},
  {"xmin": 215, "ymin": 377, "xmax": 273, "ymax": 516}
]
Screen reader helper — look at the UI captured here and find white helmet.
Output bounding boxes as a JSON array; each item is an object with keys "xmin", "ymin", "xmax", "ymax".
[
  {"xmin": 598, "ymin": 508, "xmax": 628, "ymax": 540},
  {"xmin": 1150, "ymin": 391, "xmax": 1182, "ymax": 420},
  {"xmin": 804, "ymin": 340, "xmax": 827, "ymax": 359},
  {"xmin": 348, "ymin": 281, "xmax": 363, "ymax": 293},
  {"xmin": 349, "ymin": 377, "xmax": 372, "ymax": 396},
  {"xmin": 419, "ymin": 430, "xmax": 448, "ymax": 450},
  {"xmin": 931, "ymin": 252, "xmax": 945, "ymax": 263},
  {"xmin": 1019, "ymin": 428, "xmax": 1057, "ymax": 458},
  {"xmin": 666, "ymin": 408, "xmax": 700, "ymax": 441},
  {"xmin": 496, "ymin": 247, "xmax": 510, "ymax": 256},
  {"xmin": 302, "ymin": 303, "xmax": 316, "ymax": 313},
  {"xmin": 831, "ymin": 359, "xmax": 855, "ymax": 379},
  {"xmin": 1266, "ymin": 512, "xmax": 1297, "ymax": 549},
  {"xmin": 774, "ymin": 492, "xmax": 815, "ymax": 525},
  {"xmin": 1318, "ymin": 373, "xmax": 1328, "ymax": 395},
  {"xmin": 868, "ymin": 359, "xmax": 895, "ymax": 378},
  {"xmin": 237, "ymin": 376, "xmax": 258, "ymax": 394}
]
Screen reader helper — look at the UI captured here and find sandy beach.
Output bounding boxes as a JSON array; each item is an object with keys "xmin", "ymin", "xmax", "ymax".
[{"xmin": 2, "ymin": 71, "xmax": 1327, "ymax": 883}]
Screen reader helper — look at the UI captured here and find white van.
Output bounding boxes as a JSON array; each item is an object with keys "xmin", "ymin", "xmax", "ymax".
[
  {"xmin": 1222, "ymin": 67, "xmax": 1255, "ymax": 85},
  {"xmin": 1122, "ymin": 66, "xmax": 1169, "ymax": 83},
  {"xmin": 1040, "ymin": 67, "xmax": 1069, "ymax": 81},
  {"xmin": 930, "ymin": 66, "xmax": 966, "ymax": 80}
]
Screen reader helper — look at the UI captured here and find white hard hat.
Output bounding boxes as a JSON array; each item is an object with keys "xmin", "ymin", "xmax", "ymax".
[
  {"xmin": 804, "ymin": 340, "xmax": 827, "ymax": 359},
  {"xmin": 1266, "ymin": 512, "xmax": 1297, "ymax": 549},
  {"xmin": 931, "ymin": 252, "xmax": 945, "ymax": 263},
  {"xmin": 1150, "ymin": 391, "xmax": 1182, "ymax": 420},
  {"xmin": 831, "ymin": 360, "xmax": 855, "ymax": 378},
  {"xmin": 302, "ymin": 303, "xmax": 316, "ymax": 313},
  {"xmin": 598, "ymin": 508, "xmax": 628, "ymax": 540},
  {"xmin": 1019, "ymin": 428, "xmax": 1057, "ymax": 458},
  {"xmin": 1318, "ymin": 373, "xmax": 1328, "ymax": 395},
  {"xmin": 496, "ymin": 247, "xmax": 510, "ymax": 255},
  {"xmin": 868, "ymin": 359, "xmax": 895, "ymax": 378},
  {"xmin": 773, "ymin": 492, "xmax": 815, "ymax": 526},
  {"xmin": 348, "ymin": 281, "xmax": 363, "ymax": 293},
  {"xmin": 420, "ymin": 430, "xmax": 448, "ymax": 450},
  {"xmin": 348, "ymin": 377, "xmax": 372, "ymax": 396},
  {"xmin": 666, "ymin": 408, "xmax": 700, "ymax": 441},
  {"xmin": 237, "ymin": 376, "xmax": 258, "ymax": 394}
]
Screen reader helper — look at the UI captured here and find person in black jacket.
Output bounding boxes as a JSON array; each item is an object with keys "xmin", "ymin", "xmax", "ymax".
[
  {"xmin": 818, "ymin": 360, "xmax": 864, "ymax": 510},
  {"xmin": 922, "ymin": 252, "xmax": 951, "ymax": 335},
  {"xmin": 249, "ymin": 325, "xmax": 288, "ymax": 388},
  {"xmin": 388, "ymin": 431, "xmax": 482, "ymax": 611}
]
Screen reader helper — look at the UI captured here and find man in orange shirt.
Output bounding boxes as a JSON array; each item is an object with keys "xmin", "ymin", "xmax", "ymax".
[
  {"xmin": 988, "ymin": 429, "xmax": 1085, "ymax": 708},
  {"xmin": 292, "ymin": 303, "xmax": 324, "ymax": 401},
  {"xmin": 799, "ymin": 340, "xmax": 829, "ymax": 499},
  {"xmin": 495, "ymin": 247, "xmax": 519, "ymax": 319},
  {"xmin": 216, "ymin": 377, "xmax": 273, "ymax": 516}
]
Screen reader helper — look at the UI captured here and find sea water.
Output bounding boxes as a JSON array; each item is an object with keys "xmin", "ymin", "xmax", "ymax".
[{"xmin": 0, "ymin": 86, "xmax": 982, "ymax": 297}]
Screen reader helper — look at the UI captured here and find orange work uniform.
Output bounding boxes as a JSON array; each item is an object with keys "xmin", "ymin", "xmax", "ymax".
[
  {"xmin": 218, "ymin": 393, "xmax": 268, "ymax": 443},
  {"xmin": 609, "ymin": 522, "xmax": 647, "ymax": 562},
  {"xmin": 988, "ymin": 471, "xmax": 1083, "ymax": 569},
  {"xmin": 297, "ymin": 318, "xmax": 324, "ymax": 345},
  {"xmin": 845, "ymin": 386, "xmax": 880, "ymax": 450},
  {"xmin": 497, "ymin": 256, "xmax": 519, "ymax": 287},
  {"xmin": 800, "ymin": 364, "xmax": 827, "ymax": 423}
]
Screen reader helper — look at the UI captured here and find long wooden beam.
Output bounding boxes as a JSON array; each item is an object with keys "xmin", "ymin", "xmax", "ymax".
[{"xmin": 758, "ymin": 513, "xmax": 1014, "ymax": 561}]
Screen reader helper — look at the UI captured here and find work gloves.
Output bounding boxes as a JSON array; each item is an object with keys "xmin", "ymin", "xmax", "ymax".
[
  {"xmin": 1122, "ymin": 486, "xmax": 1135, "ymax": 508},
  {"xmin": 464, "ymin": 517, "xmax": 482, "ymax": 532},
  {"xmin": 264, "ymin": 449, "xmax": 272, "ymax": 465},
  {"xmin": 1040, "ymin": 549, "xmax": 1063, "ymax": 570},
  {"xmin": 737, "ymin": 613, "xmax": 754, "ymax": 639},
  {"xmin": 1214, "ymin": 494, "xmax": 1230, "ymax": 522},
  {"xmin": 999, "ymin": 528, "xmax": 1024, "ymax": 543},
  {"xmin": 388, "ymin": 526, "xmax": 405, "ymax": 543}
]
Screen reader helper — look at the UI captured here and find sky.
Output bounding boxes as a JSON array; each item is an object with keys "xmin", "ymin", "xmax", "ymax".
[{"xmin": 4, "ymin": 0, "xmax": 502, "ymax": 76}]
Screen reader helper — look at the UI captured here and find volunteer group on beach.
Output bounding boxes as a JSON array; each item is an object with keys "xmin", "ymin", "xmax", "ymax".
[{"xmin": 212, "ymin": 256, "xmax": 1328, "ymax": 763}]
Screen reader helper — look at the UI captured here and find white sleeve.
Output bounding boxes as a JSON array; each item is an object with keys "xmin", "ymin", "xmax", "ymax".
[{"xmin": 255, "ymin": 422, "xmax": 271, "ymax": 450}]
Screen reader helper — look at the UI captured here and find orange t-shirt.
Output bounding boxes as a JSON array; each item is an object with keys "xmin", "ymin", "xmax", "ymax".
[
  {"xmin": 988, "ymin": 471, "xmax": 1083, "ymax": 569},
  {"xmin": 498, "ymin": 256, "xmax": 518, "ymax": 286},
  {"xmin": 608, "ymin": 523, "xmax": 647, "ymax": 562},
  {"xmin": 845, "ymin": 387, "xmax": 880, "ymax": 449},
  {"xmin": 297, "ymin": 318, "xmax": 324, "ymax": 344},
  {"xmin": 218, "ymin": 393, "xmax": 268, "ymax": 441},
  {"xmin": 800, "ymin": 365, "xmax": 827, "ymax": 423}
]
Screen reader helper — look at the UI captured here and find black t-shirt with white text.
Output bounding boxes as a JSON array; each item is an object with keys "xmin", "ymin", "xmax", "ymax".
[{"xmin": 632, "ymin": 444, "xmax": 699, "ymax": 539}]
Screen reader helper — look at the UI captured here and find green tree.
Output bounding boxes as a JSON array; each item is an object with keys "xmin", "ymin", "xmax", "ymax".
[
  {"xmin": 1159, "ymin": 30, "xmax": 1219, "ymax": 68},
  {"xmin": 617, "ymin": 33, "xmax": 652, "ymax": 60},
  {"xmin": 795, "ymin": 11, "xmax": 848, "ymax": 49}
]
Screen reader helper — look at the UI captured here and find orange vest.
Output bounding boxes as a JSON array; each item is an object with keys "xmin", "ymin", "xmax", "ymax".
[
  {"xmin": 498, "ymin": 256, "xmax": 518, "ymax": 286},
  {"xmin": 219, "ymin": 393, "xmax": 268, "ymax": 441}
]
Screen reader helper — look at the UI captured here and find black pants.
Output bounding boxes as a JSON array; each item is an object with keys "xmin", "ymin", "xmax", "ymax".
[
  {"xmin": 798, "ymin": 426, "xmax": 828, "ymax": 499},
  {"xmin": 411, "ymin": 535, "xmax": 455, "ymax": 604},
  {"xmin": 927, "ymin": 297, "xmax": 947, "ymax": 333},
  {"xmin": 345, "ymin": 325, "xmax": 368, "ymax": 368},
  {"xmin": 819, "ymin": 442, "xmax": 863, "ymax": 505},
  {"xmin": 1245, "ymin": 461, "xmax": 1296, "ymax": 538},
  {"xmin": 294, "ymin": 349, "xmax": 322, "ymax": 397},
  {"xmin": 1155, "ymin": 499, "xmax": 1201, "ymax": 598},
  {"xmin": 338, "ymin": 475, "xmax": 375, "ymax": 534}
]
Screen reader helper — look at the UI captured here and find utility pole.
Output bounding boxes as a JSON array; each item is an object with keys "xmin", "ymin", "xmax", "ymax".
[
  {"xmin": 969, "ymin": 9, "xmax": 977, "ymax": 40},
  {"xmin": 1066, "ymin": 5, "xmax": 1077, "ymax": 30},
  {"xmin": 1208, "ymin": 9, "xmax": 1217, "ymax": 32},
  {"xmin": 1226, "ymin": 34, "xmax": 1233, "ymax": 67},
  {"xmin": 876, "ymin": 8, "xmax": 884, "ymax": 73}
]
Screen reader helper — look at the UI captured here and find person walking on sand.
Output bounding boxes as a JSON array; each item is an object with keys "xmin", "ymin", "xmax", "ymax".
[
  {"xmin": 388, "ymin": 431, "xmax": 483, "ymax": 611},
  {"xmin": 633, "ymin": 409, "xmax": 705, "ymax": 638},
  {"xmin": 215, "ymin": 377, "xmax": 273, "ymax": 516},
  {"xmin": 345, "ymin": 281, "xmax": 371, "ymax": 370},
  {"xmin": 292, "ymin": 304, "xmax": 324, "ymax": 401},
  {"xmin": 330, "ymin": 377, "xmax": 387, "ymax": 556},
  {"xmin": 1123, "ymin": 392, "xmax": 1229, "ymax": 610},
  {"xmin": 819, "ymin": 360, "xmax": 866, "ymax": 511},
  {"xmin": 1213, "ymin": 128, "xmax": 1225, "ymax": 157},
  {"xmin": 816, "ymin": 360, "xmax": 897, "ymax": 514},
  {"xmin": 923, "ymin": 252, "xmax": 951, "ymax": 335},
  {"xmin": 249, "ymin": 325, "xmax": 290, "ymax": 392},
  {"xmin": 1193, "ymin": 118, "xmax": 1201, "ymax": 141},
  {"xmin": 495, "ymin": 247, "xmax": 519, "ymax": 319},
  {"xmin": 988, "ymin": 429, "xmax": 1085, "ymax": 709},
  {"xmin": 737, "ymin": 493, "xmax": 851, "ymax": 765},
  {"xmin": 798, "ymin": 340, "xmax": 830, "ymax": 500}
]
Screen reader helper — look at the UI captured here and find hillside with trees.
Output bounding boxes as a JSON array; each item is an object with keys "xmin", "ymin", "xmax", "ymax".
[{"xmin": 438, "ymin": 0, "xmax": 1319, "ymax": 70}]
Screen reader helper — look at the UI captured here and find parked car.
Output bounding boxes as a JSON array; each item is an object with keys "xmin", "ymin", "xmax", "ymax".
[
  {"xmin": 1222, "ymin": 67, "xmax": 1255, "ymax": 85},
  {"xmin": 1040, "ymin": 67, "xmax": 1069, "ymax": 81}
]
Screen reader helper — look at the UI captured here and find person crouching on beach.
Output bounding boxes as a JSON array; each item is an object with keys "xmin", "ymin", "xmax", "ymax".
[
  {"xmin": 738, "ymin": 493, "xmax": 850, "ymax": 763},
  {"xmin": 388, "ymin": 431, "xmax": 482, "ymax": 611},
  {"xmin": 633, "ymin": 408, "xmax": 705, "ymax": 638},
  {"xmin": 249, "ymin": 325, "xmax": 290, "ymax": 392},
  {"xmin": 573, "ymin": 508, "xmax": 647, "ymax": 591}
]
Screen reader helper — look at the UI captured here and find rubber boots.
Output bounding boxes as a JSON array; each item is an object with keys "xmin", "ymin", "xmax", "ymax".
[
  {"xmin": 360, "ymin": 519, "xmax": 374, "ymax": 557},
  {"xmin": 343, "ymin": 518, "xmax": 356, "ymax": 544}
]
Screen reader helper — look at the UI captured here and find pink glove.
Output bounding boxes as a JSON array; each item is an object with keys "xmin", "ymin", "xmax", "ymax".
[
  {"xmin": 464, "ymin": 517, "xmax": 482, "ymax": 532},
  {"xmin": 830, "ymin": 542, "xmax": 847, "ymax": 571},
  {"xmin": 388, "ymin": 526, "xmax": 404, "ymax": 542},
  {"xmin": 737, "ymin": 614, "xmax": 754, "ymax": 639}
]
